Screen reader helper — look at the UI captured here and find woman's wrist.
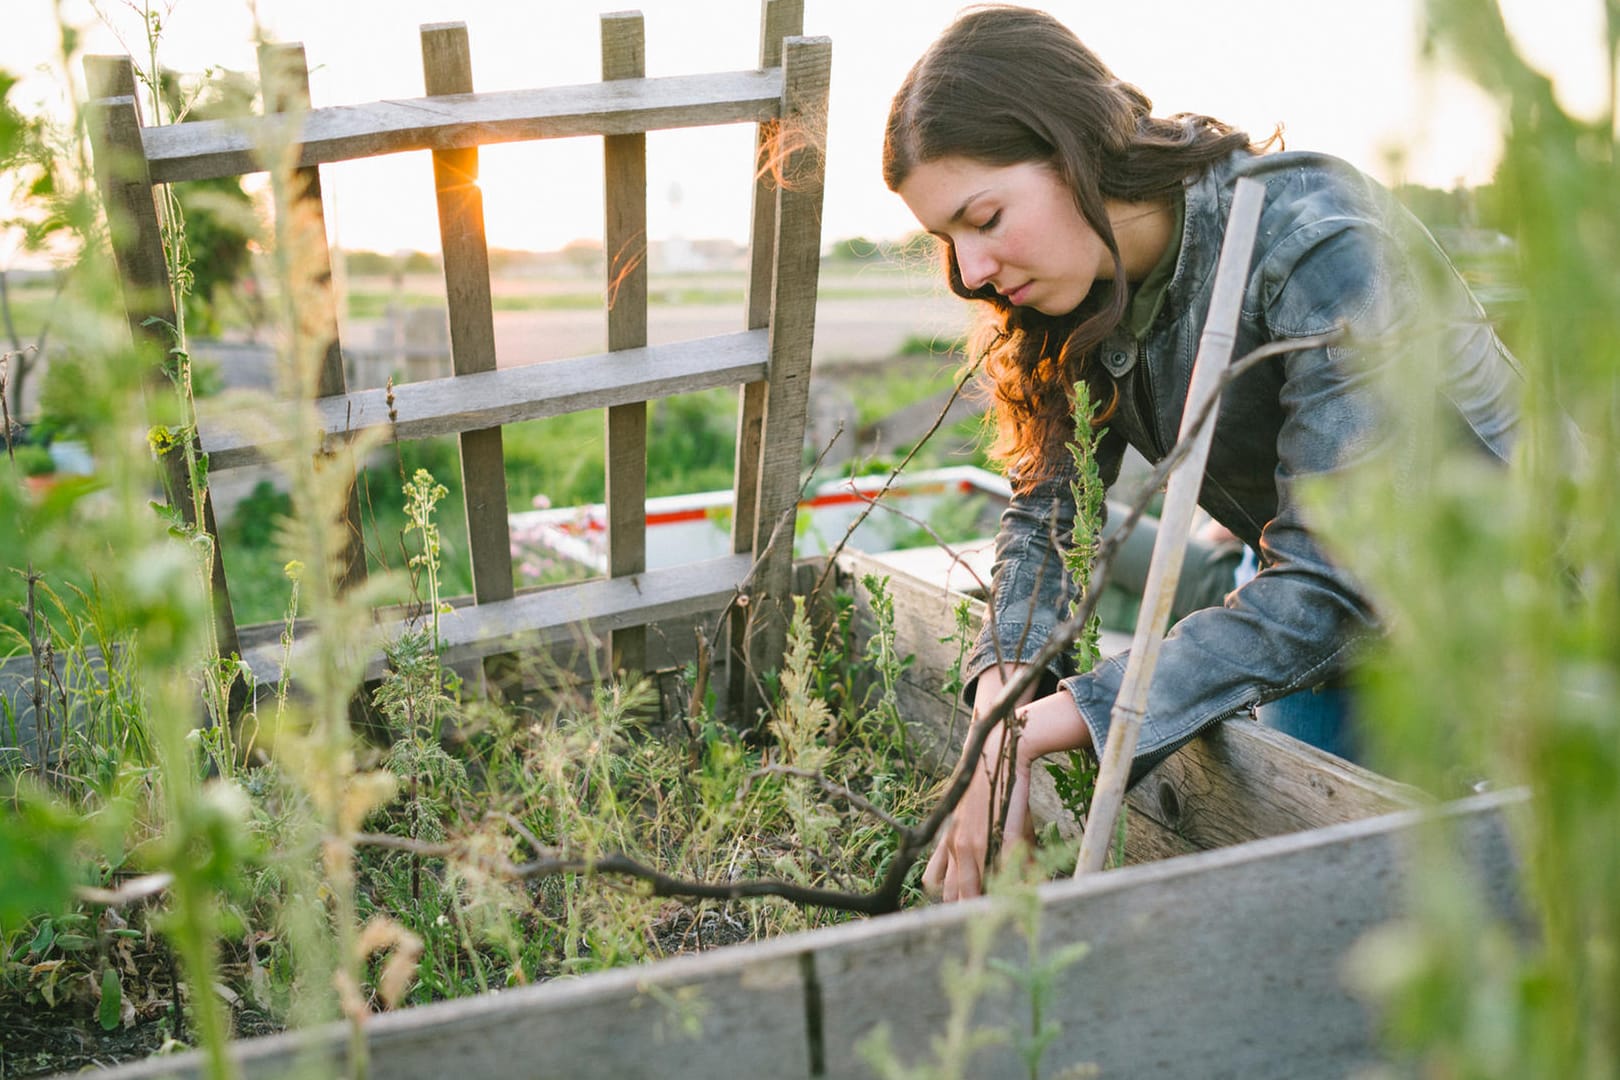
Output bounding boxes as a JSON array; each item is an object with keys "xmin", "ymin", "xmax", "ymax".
[{"xmin": 1012, "ymin": 689, "xmax": 1091, "ymax": 765}]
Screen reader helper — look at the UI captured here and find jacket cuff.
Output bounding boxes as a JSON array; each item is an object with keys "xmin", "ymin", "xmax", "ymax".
[
  {"xmin": 961, "ymin": 621, "xmax": 1074, "ymax": 708},
  {"xmin": 1059, "ymin": 655, "xmax": 1243, "ymax": 790}
]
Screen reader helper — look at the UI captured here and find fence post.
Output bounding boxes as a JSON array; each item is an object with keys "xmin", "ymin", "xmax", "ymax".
[
  {"xmin": 730, "ymin": 0, "xmax": 805, "ymax": 723},
  {"xmin": 84, "ymin": 55, "xmax": 242, "ymax": 667},
  {"xmin": 421, "ymin": 22, "xmax": 518, "ymax": 695},
  {"xmin": 602, "ymin": 11, "xmax": 650, "ymax": 683},
  {"xmin": 258, "ymin": 42, "xmax": 369, "ymax": 596},
  {"xmin": 742, "ymin": 33, "xmax": 831, "ymax": 728}
]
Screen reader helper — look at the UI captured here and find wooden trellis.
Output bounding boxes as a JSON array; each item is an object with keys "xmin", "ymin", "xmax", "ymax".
[{"xmin": 84, "ymin": 1, "xmax": 830, "ymax": 715}]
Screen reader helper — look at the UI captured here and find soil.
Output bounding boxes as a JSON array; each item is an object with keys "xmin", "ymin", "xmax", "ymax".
[
  {"xmin": 0, "ymin": 903, "xmax": 762, "ymax": 1077},
  {"xmin": 0, "ymin": 1002, "xmax": 281, "ymax": 1079}
]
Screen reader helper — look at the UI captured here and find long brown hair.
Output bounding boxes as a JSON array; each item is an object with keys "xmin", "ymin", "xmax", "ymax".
[{"xmin": 884, "ymin": 5, "xmax": 1275, "ymax": 478}]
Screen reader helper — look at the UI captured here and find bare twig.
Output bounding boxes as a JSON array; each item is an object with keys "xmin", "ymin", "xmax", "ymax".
[
  {"xmin": 703, "ymin": 425, "xmax": 846, "ymax": 722},
  {"xmin": 834, "ymin": 488, "xmax": 993, "ymax": 598},
  {"xmin": 750, "ymin": 763, "xmax": 909, "ymax": 832},
  {"xmin": 807, "ymin": 358, "xmax": 984, "ymax": 609},
  {"xmin": 340, "ymin": 326, "xmax": 1344, "ymax": 918},
  {"xmin": 76, "ymin": 872, "xmax": 176, "ymax": 906}
]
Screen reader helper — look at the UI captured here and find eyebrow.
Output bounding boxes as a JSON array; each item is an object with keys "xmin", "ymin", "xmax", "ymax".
[
  {"xmin": 949, "ymin": 189, "xmax": 991, "ymax": 226},
  {"xmin": 926, "ymin": 188, "xmax": 991, "ymax": 241}
]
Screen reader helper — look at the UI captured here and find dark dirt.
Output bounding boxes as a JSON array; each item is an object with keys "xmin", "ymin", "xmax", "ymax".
[
  {"xmin": 0, "ymin": 1002, "xmax": 281, "ymax": 1079},
  {"xmin": 1, "ymin": 903, "xmax": 760, "ymax": 1077},
  {"xmin": 0, "ymin": 1004, "xmax": 177, "ymax": 1079}
]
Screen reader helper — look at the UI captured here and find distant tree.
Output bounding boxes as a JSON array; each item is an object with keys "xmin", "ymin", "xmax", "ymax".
[
  {"xmin": 561, "ymin": 237, "xmax": 605, "ymax": 277},
  {"xmin": 0, "ymin": 67, "xmax": 77, "ymax": 430},
  {"xmin": 829, "ymin": 234, "xmax": 881, "ymax": 262},
  {"xmin": 401, "ymin": 250, "xmax": 440, "ymax": 274},
  {"xmin": 157, "ymin": 67, "xmax": 258, "ymax": 338}
]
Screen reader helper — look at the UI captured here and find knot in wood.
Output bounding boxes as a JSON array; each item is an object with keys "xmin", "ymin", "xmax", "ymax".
[{"xmin": 1156, "ymin": 779, "xmax": 1183, "ymax": 825}]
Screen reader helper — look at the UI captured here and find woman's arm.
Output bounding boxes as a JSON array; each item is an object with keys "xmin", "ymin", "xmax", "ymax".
[
  {"xmin": 922, "ymin": 664, "xmax": 1093, "ymax": 901},
  {"xmin": 1062, "ymin": 219, "xmax": 1416, "ymax": 786}
]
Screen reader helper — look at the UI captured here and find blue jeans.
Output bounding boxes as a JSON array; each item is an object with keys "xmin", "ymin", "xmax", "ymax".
[{"xmin": 1256, "ymin": 685, "xmax": 1358, "ymax": 762}]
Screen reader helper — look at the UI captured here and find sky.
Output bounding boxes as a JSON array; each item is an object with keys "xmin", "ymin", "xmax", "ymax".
[{"xmin": 2, "ymin": 0, "xmax": 1614, "ymax": 259}]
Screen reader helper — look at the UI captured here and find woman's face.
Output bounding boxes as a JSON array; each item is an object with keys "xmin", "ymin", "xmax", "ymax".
[{"xmin": 896, "ymin": 155, "xmax": 1111, "ymax": 316}]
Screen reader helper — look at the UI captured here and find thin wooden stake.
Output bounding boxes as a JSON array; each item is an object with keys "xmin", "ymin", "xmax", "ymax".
[{"xmin": 1075, "ymin": 176, "xmax": 1266, "ymax": 875}]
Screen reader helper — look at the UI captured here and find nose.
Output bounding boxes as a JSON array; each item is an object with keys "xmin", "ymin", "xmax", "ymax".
[{"xmin": 954, "ymin": 237, "xmax": 997, "ymax": 291}]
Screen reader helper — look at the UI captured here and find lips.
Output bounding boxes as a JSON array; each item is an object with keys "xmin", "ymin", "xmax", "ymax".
[{"xmin": 1004, "ymin": 282, "xmax": 1033, "ymax": 306}]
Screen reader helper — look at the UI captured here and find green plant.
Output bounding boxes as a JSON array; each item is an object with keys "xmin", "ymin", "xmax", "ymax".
[
  {"xmin": 8, "ymin": 442, "xmax": 53, "ymax": 477},
  {"xmin": 1317, "ymin": 3, "xmax": 1620, "ymax": 1076},
  {"xmin": 1040, "ymin": 381, "xmax": 1108, "ymax": 828}
]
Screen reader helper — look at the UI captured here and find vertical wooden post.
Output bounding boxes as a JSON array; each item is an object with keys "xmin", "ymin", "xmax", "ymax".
[
  {"xmin": 258, "ymin": 42, "xmax": 368, "ymax": 596},
  {"xmin": 729, "ymin": 0, "xmax": 804, "ymax": 721},
  {"xmin": 742, "ymin": 34, "xmax": 831, "ymax": 726},
  {"xmin": 421, "ymin": 22, "xmax": 517, "ymax": 694},
  {"xmin": 84, "ymin": 55, "xmax": 242, "ymax": 665},
  {"xmin": 601, "ymin": 11, "xmax": 649, "ymax": 682}
]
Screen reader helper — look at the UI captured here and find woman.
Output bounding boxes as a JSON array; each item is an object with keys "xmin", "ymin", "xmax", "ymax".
[{"xmin": 883, "ymin": 6, "xmax": 1522, "ymax": 900}]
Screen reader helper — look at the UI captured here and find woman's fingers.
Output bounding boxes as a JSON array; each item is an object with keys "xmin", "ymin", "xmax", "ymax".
[
  {"xmin": 942, "ymin": 831, "xmax": 982, "ymax": 901},
  {"xmin": 1003, "ymin": 772, "xmax": 1030, "ymax": 851},
  {"xmin": 922, "ymin": 831, "xmax": 949, "ymax": 894}
]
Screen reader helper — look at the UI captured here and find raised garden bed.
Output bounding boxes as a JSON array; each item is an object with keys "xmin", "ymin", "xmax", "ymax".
[{"xmin": 69, "ymin": 551, "xmax": 1524, "ymax": 1079}]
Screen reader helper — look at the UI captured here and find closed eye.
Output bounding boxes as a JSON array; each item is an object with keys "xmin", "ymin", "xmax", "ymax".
[{"xmin": 975, "ymin": 210, "xmax": 1002, "ymax": 234}]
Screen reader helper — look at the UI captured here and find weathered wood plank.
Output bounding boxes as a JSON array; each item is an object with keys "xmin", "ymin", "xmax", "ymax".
[
  {"xmin": 96, "ymin": 941, "xmax": 811, "ymax": 1080},
  {"xmin": 728, "ymin": 0, "xmax": 803, "ymax": 724},
  {"xmin": 813, "ymin": 790, "xmax": 1526, "ymax": 1080},
  {"xmin": 603, "ymin": 11, "xmax": 650, "ymax": 679},
  {"xmin": 84, "ymin": 73, "xmax": 241, "ymax": 662},
  {"xmin": 198, "ymin": 329, "xmax": 769, "ymax": 468},
  {"xmin": 741, "ymin": 36, "xmax": 832, "ymax": 724},
  {"xmin": 89, "ymin": 791, "xmax": 1526, "ymax": 1080},
  {"xmin": 423, "ymin": 22, "xmax": 517, "ymax": 695},
  {"xmin": 142, "ymin": 69, "xmax": 786, "ymax": 183},
  {"xmin": 258, "ymin": 43, "xmax": 347, "ymax": 399},
  {"xmin": 258, "ymin": 42, "xmax": 369, "ymax": 595},
  {"xmin": 241, "ymin": 554, "xmax": 752, "ymax": 686},
  {"xmin": 83, "ymin": 54, "xmax": 137, "ymax": 109},
  {"xmin": 83, "ymin": 84, "xmax": 171, "ymax": 354},
  {"xmin": 1122, "ymin": 718, "xmax": 1425, "ymax": 850}
]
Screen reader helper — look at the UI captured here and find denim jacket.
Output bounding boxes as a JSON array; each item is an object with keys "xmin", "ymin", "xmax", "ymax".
[{"xmin": 964, "ymin": 150, "xmax": 1522, "ymax": 785}]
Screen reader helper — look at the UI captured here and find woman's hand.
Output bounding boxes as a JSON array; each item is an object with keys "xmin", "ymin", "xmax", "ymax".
[{"xmin": 922, "ymin": 668, "xmax": 1093, "ymax": 901}]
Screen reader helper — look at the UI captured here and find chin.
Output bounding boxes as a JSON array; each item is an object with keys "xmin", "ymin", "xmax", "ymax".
[{"xmin": 1034, "ymin": 299, "xmax": 1082, "ymax": 317}]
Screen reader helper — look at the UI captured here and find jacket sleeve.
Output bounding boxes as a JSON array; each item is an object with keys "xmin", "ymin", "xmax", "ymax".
[
  {"xmin": 962, "ymin": 428, "xmax": 1126, "ymax": 704},
  {"xmin": 1062, "ymin": 221, "xmax": 1401, "ymax": 785}
]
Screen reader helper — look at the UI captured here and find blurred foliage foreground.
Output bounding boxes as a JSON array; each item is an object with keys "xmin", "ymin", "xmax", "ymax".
[
  {"xmin": 2, "ymin": 1, "xmax": 1620, "ymax": 1078},
  {"xmin": 1317, "ymin": 3, "xmax": 1620, "ymax": 1077}
]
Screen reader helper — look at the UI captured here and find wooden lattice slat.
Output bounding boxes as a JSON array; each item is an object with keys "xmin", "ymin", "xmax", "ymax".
[
  {"xmin": 602, "ymin": 11, "xmax": 651, "ymax": 679},
  {"xmin": 738, "ymin": 34, "xmax": 831, "ymax": 722},
  {"xmin": 143, "ymin": 70, "xmax": 786, "ymax": 183},
  {"xmin": 729, "ymin": 0, "xmax": 803, "ymax": 720},
  {"xmin": 198, "ymin": 330, "xmax": 769, "ymax": 468},
  {"xmin": 242, "ymin": 554, "xmax": 754, "ymax": 686},
  {"xmin": 422, "ymin": 22, "xmax": 517, "ymax": 692},
  {"xmin": 257, "ymin": 42, "xmax": 368, "ymax": 594},
  {"xmin": 83, "ymin": 59, "xmax": 241, "ymax": 661}
]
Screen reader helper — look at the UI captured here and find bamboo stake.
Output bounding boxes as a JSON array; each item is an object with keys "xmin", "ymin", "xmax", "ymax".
[{"xmin": 1075, "ymin": 177, "xmax": 1266, "ymax": 875}]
